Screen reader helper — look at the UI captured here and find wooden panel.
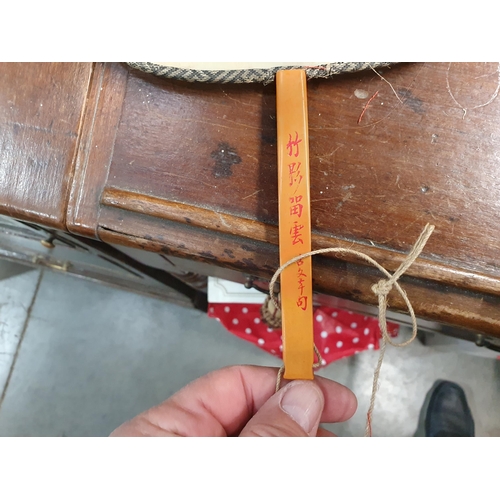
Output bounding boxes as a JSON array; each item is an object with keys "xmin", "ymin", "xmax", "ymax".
[
  {"xmin": 67, "ymin": 62, "xmax": 129, "ymax": 238},
  {"xmin": 0, "ymin": 63, "xmax": 93, "ymax": 228},
  {"xmin": 66, "ymin": 62, "xmax": 500, "ymax": 335},
  {"xmin": 106, "ymin": 63, "xmax": 500, "ymax": 279}
]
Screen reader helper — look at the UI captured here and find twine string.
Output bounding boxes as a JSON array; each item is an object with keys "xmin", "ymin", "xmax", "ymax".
[
  {"xmin": 269, "ymin": 223, "xmax": 435, "ymax": 436},
  {"xmin": 275, "ymin": 345, "xmax": 322, "ymax": 392}
]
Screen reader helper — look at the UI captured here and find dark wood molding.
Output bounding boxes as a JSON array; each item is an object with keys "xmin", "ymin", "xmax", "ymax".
[{"xmin": 101, "ymin": 186, "xmax": 500, "ymax": 298}]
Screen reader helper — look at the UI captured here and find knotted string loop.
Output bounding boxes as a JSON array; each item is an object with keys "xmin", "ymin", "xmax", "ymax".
[{"xmin": 269, "ymin": 224, "xmax": 435, "ymax": 436}]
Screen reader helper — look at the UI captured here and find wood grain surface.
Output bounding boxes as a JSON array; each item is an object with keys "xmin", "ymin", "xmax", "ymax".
[
  {"xmin": 2, "ymin": 62, "xmax": 500, "ymax": 336},
  {"xmin": 67, "ymin": 63, "xmax": 129, "ymax": 238},
  {"xmin": 0, "ymin": 63, "xmax": 93, "ymax": 228},
  {"xmin": 97, "ymin": 62, "xmax": 500, "ymax": 335},
  {"xmin": 110, "ymin": 62, "xmax": 500, "ymax": 280}
]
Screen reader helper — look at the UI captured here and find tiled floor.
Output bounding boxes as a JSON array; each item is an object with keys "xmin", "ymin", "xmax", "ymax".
[{"xmin": 0, "ymin": 263, "xmax": 499, "ymax": 437}]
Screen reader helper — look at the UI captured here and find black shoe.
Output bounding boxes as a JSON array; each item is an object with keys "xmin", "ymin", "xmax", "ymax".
[{"xmin": 425, "ymin": 381, "xmax": 475, "ymax": 437}]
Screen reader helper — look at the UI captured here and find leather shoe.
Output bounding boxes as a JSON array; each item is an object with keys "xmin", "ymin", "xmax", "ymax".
[{"xmin": 425, "ymin": 381, "xmax": 474, "ymax": 437}]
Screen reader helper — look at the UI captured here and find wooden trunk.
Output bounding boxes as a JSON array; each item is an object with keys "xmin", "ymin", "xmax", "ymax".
[{"xmin": 1, "ymin": 62, "xmax": 500, "ymax": 340}]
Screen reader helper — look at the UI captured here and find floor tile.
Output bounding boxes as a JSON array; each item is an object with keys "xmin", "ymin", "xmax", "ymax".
[
  {"xmin": 0, "ymin": 268, "xmax": 498, "ymax": 437},
  {"xmin": 0, "ymin": 272, "xmax": 278, "ymax": 436},
  {"xmin": 0, "ymin": 266, "xmax": 41, "ymax": 394},
  {"xmin": 320, "ymin": 336, "xmax": 500, "ymax": 437}
]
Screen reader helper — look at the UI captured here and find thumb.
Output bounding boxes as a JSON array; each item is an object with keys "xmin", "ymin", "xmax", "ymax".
[{"xmin": 239, "ymin": 380, "xmax": 324, "ymax": 437}]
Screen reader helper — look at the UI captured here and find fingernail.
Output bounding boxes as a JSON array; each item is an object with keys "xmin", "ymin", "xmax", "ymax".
[{"xmin": 279, "ymin": 381, "xmax": 323, "ymax": 434}]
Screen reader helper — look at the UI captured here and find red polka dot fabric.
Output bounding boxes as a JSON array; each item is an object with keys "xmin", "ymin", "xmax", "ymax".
[{"xmin": 208, "ymin": 303, "xmax": 399, "ymax": 367}]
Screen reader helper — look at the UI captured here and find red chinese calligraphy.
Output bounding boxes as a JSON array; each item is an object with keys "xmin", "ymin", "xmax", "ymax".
[
  {"xmin": 296, "ymin": 296, "xmax": 308, "ymax": 311},
  {"xmin": 283, "ymin": 129, "xmax": 309, "ymax": 311},
  {"xmin": 288, "ymin": 162, "xmax": 303, "ymax": 188},
  {"xmin": 286, "ymin": 131, "xmax": 302, "ymax": 157},
  {"xmin": 297, "ymin": 277, "xmax": 306, "ymax": 295},
  {"xmin": 289, "ymin": 221, "xmax": 304, "ymax": 245},
  {"xmin": 296, "ymin": 261, "xmax": 308, "ymax": 310},
  {"xmin": 297, "ymin": 267, "xmax": 307, "ymax": 278},
  {"xmin": 289, "ymin": 195, "xmax": 304, "ymax": 218}
]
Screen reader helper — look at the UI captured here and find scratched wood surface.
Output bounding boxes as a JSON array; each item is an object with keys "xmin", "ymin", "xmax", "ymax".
[
  {"xmin": 105, "ymin": 63, "xmax": 500, "ymax": 277},
  {"xmin": 0, "ymin": 63, "xmax": 93, "ymax": 228},
  {"xmin": 82, "ymin": 62, "xmax": 500, "ymax": 335},
  {"xmin": 1, "ymin": 62, "xmax": 500, "ymax": 336}
]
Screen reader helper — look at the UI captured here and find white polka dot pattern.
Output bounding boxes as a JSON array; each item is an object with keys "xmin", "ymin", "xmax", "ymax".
[{"xmin": 207, "ymin": 303, "xmax": 400, "ymax": 368}]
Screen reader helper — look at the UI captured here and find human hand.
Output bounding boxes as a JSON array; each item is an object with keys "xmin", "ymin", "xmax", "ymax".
[{"xmin": 110, "ymin": 365, "xmax": 357, "ymax": 437}]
